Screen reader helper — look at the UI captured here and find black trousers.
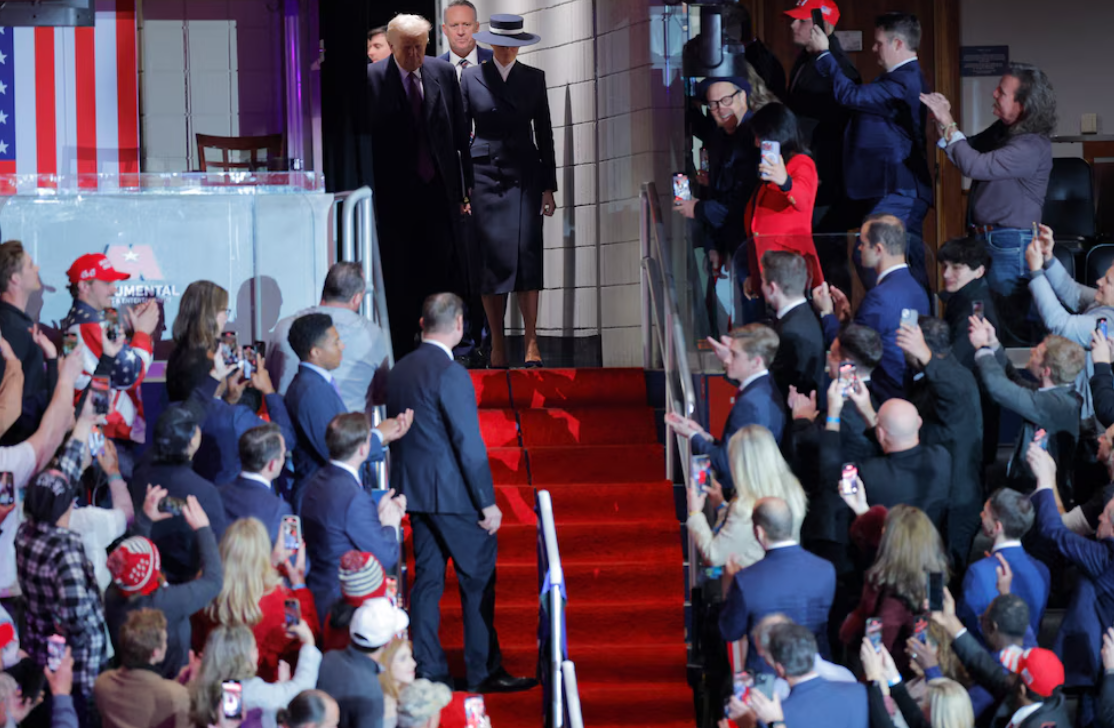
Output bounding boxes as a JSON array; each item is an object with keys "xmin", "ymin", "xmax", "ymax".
[{"xmin": 409, "ymin": 512, "xmax": 501, "ymax": 687}]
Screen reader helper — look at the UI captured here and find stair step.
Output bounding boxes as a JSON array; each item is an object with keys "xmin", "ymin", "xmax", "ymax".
[
  {"xmin": 496, "ymin": 520, "xmax": 682, "ymax": 564},
  {"xmin": 507, "ymin": 368, "xmax": 648, "ymax": 409},
  {"xmin": 487, "ymin": 447, "xmax": 529, "ymax": 485},
  {"xmin": 528, "ymin": 444, "xmax": 666, "ymax": 484},
  {"xmin": 518, "ymin": 407, "xmax": 659, "ymax": 446},
  {"xmin": 435, "ymin": 600, "xmax": 684, "ymax": 647},
  {"xmin": 471, "ymin": 370, "xmax": 512, "ymax": 409},
  {"xmin": 478, "ymin": 410, "xmax": 520, "ymax": 447},
  {"xmin": 492, "ymin": 481, "xmax": 676, "ymax": 526},
  {"xmin": 443, "ymin": 643, "xmax": 687, "ymax": 685},
  {"xmin": 482, "ymin": 682, "xmax": 695, "ymax": 727},
  {"xmin": 437, "ymin": 561, "xmax": 686, "ymax": 607}
]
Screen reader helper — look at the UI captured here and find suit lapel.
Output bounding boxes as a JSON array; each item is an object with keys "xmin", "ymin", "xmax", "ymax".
[
  {"xmin": 478, "ymin": 60, "xmax": 518, "ymax": 109},
  {"xmin": 422, "ymin": 64, "xmax": 442, "ymax": 124}
]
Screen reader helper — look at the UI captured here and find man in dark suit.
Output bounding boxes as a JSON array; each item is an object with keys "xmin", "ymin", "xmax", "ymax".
[
  {"xmin": 783, "ymin": 0, "xmax": 859, "ymax": 292},
  {"xmin": 665, "ymin": 323, "xmax": 786, "ymax": 492},
  {"xmin": 386, "ymin": 293, "xmax": 533, "ymax": 693},
  {"xmin": 720, "ymin": 498, "xmax": 836, "ymax": 675},
  {"xmin": 218, "ymin": 424, "xmax": 292, "ymax": 547},
  {"xmin": 822, "ymin": 395, "xmax": 951, "ymax": 531},
  {"xmin": 813, "ymin": 214, "xmax": 930, "ymax": 402},
  {"xmin": 808, "ymin": 12, "xmax": 933, "ymax": 291},
  {"xmin": 300, "ymin": 413, "xmax": 405, "ymax": 623},
  {"xmin": 958, "ymin": 489, "xmax": 1049, "ymax": 647},
  {"xmin": 970, "ymin": 319, "xmax": 1084, "ymax": 499},
  {"xmin": 439, "ymin": 0, "xmax": 492, "ymax": 79},
  {"xmin": 284, "ymin": 313, "xmax": 412, "ymax": 505},
  {"xmin": 897, "ymin": 318, "xmax": 984, "ymax": 571},
  {"xmin": 761, "ymin": 251, "xmax": 824, "ymax": 399},
  {"xmin": 367, "ymin": 14, "xmax": 473, "ymax": 359}
]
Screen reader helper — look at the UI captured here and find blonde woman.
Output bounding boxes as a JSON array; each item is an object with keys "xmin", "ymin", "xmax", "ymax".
[
  {"xmin": 861, "ymin": 638, "xmax": 973, "ymax": 728},
  {"xmin": 686, "ymin": 424, "xmax": 808, "ymax": 569},
  {"xmin": 377, "ymin": 638, "xmax": 417, "ymax": 728},
  {"xmin": 190, "ymin": 624, "xmax": 321, "ymax": 728},
  {"xmin": 192, "ymin": 518, "xmax": 319, "ymax": 682}
]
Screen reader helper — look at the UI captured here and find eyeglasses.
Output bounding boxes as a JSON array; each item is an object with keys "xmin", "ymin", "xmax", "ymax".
[{"xmin": 707, "ymin": 90, "xmax": 742, "ymax": 110}]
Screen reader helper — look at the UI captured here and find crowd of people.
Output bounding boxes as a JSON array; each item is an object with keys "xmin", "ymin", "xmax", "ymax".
[{"xmin": 0, "ymin": 211, "xmax": 534, "ymax": 726}]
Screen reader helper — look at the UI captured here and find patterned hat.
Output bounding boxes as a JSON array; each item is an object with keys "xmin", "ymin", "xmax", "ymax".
[
  {"xmin": 339, "ymin": 550, "xmax": 387, "ymax": 607},
  {"xmin": 107, "ymin": 536, "xmax": 162, "ymax": 596},
  {"xmin": 999, "ymin": 646, "xmax": 1064, "ymax": 698}
]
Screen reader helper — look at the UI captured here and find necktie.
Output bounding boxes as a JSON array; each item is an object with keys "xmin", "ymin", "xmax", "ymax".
[
  {"xmin": 406, "ymin": 72, "xmax": 435, "ymax": 183},
  {"xmin": 459, "ymin": 58, "xmax": 470, "ymax": 69}
]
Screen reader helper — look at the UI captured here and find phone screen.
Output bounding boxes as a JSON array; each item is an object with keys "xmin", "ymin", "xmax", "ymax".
[
  {"xmin": 838, "ymin": 362, "xmax": 856, "ymax": 397},
  {"xmin": 866, "ymin": 618, "xmax": 883, "ymax": 652},
  {"xmin": 1099, "ymin": 318, "xmax": 1109, "ymax": 339},
  {"xmin": 47, "ymin": 635, "xmax": 66, "ymax": 671},
  {"xmin": 691, "ymin": 454, "xmax": 713, "ymax": 492},
  {"xmin": 221, "ymin": 681, "xmax": 243, "ymax": 719},
  {"xmin": 253, "ymin": 340, "xmax": 267, "ymax": 359},
  {"xmin": 972, "ymin": 301, "xmax": 985, "ymax": 321},
  {"xmin": 1033, "ymin": 428, "xmax": 1049, "ymax": 451},
  {"xmin": 0, "ymin": 473, "xmax": 14, "ymax": 507},
  {"xmin": 283, "ymin": 598, "xmax": 300, "ymax": 627},
  {"xmin": 90, "ymin": 376, "xmax": 111, "ymax": 416},
  {"xmin": 158, "ymin": 496, "xmax": 186, "ymax": 516},
  {"xmin": 62, "ymin": 332, "xmax": 79, "ymax": 356},
  {"xmin": 839, "ymin": 463, "xmax": 858, "ymax": 496},
  {"xmin": 672, "ymin": 173, "xmax": 692, "ymax": 203},
  {"xmin": 927, "ymin": 572, "xmax": 945, "ymax": 612},
  {"xmin": 103, "ymin": 308, "xmax": 120, "ymax": 342},
  {"xmin": 463, "ymin": 696, "xmax": 487, "ymax": 728},
  {"xmin": 914, "ymin": 614, "xmax": 929, "ymax": 644},
  {"xmin": 282, "ymin": 516, "xmax": 301, "ymax": 551}
]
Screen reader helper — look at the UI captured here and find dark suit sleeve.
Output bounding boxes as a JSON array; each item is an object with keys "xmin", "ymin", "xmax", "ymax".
[
  {"xmin": 952, "ymin": 631, "xmax": 1014, "ymax": 699},
  {"xmin": 439, "ymin": 364, "xmax": 496, "ymax": 511},
  {"xmin": 533, "ymin": 70, "xmax": 557, "ymax": 192},
  {"xmin": 203, "ymin": 488, "xmax": 229, "ymax": 542},
  {"xmin": 890, "ymin": 682, "xmax": 930, "ymax": 728},
  {"xmin": 446, "ymin": 65, "xmax": 473, "ymax": 196},
  {"xmin": 295, "ymin": 386, "xmax": 344, "ymax": 468},
  {"xmin": 815, "ymin": 52, "xmax": 913, "ymax": 116},
  {"xmin": 161, "ymin": 526, "xmax": 224, "ymax": 623},
  {"xmin": 1092, "ymin": 363, "xmax": 1114, "ymax": 429},
  {"xmin": 262, "ymin": 393, "xmax": 297, "ymax": 460},
  {"xmin": 345, "ymin": 491, "xmax": 400, "ymax": 570},
  {"xmin": 1099, "ymin": 670, "xmax": 1114, "ymax": 728},
  {"xmin": 1032, "ymin": 488, "xmax": 1114, "ymax": 578},
  {"xmin": 866, "ymin": 683, "xmax": 898, "ymax": 728},
  {"xmin": 718, "ymin": 575, "xmax": 749, "ymax": 642}
]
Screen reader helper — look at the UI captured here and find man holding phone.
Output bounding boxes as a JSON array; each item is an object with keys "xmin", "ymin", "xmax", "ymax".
[
  {"xmin": 218, "ymin": 424, "xmax": 293, "ymax": 547},
  {"xmin": 62, "ymin": 253, "xmax": 160, "ymax": 475}
]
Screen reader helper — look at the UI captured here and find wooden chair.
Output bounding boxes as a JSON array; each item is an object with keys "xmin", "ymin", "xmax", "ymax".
[{"xmin": 195, "ymin": 133, "xmax": 284, "ymax": 172}]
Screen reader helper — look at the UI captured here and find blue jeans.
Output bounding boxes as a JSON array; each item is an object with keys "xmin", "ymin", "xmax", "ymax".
[{"xmin": 979, "ymin": 228, "xmax": 1035, "ymax": 298}]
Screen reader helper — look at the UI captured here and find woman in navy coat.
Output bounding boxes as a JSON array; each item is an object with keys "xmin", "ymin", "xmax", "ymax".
[{"xmin": 461, "ymin": 14, "xmax": 557, "ymax": 368}]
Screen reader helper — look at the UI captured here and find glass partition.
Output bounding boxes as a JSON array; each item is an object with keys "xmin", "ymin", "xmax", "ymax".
[{"xmin": 0, "ymin": 172, "xmax": 334, "ymax": 358}]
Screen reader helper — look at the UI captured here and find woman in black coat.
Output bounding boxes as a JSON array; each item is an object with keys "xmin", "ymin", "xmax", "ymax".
[{"xmin": 461, "ymin": 14, "xmax": 557, "ymax": 368}]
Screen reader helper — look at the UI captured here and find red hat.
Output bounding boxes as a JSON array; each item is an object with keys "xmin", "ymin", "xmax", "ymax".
[
  {"xmin": 1000, "ymin": 647, "xmax": 1064, "ymax": 698},
  {"xmin": 339, "ymin": 550, "xmax": 387, "ymax": 607},
  {"xmin": 784, "ymin": 0, "xmax": 841, "ymax": 27},
  {"xmin": 66, "ymin": 253, "xmax": 130, "ymax": 285},
  {"xmin": 0, "ymin": 622, "xmax": 16, "ymax": 650},
  {"xmin": 107, "ymin": 536, "xmax": 162, "ymax": 596}
]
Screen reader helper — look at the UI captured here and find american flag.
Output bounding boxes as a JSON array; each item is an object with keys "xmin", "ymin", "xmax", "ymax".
[{"xmin": 0, "ymin": 0, "xmax": 139, "ymax": 184}]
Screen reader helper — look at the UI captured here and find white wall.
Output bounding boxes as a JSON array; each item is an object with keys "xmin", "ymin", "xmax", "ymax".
[
  {"xmin": 960, "ymin": 0, "xmax": 1113, "ymax": 145},
  {"xmin": 138, "ymin": 0, "xmax": 284, "ymax": 172}
]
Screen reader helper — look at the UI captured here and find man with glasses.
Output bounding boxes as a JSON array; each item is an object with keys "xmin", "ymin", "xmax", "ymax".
[{"xmin": 438, "ymin": 0, "xmax": 492, "ymax": 80}]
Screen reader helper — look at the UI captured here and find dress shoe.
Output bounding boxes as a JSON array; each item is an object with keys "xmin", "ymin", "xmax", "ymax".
[
  {"xmin": 524, "ymin": 358, "xmax": 543, "ymax": 369},
  {"xmin": 466, "ymin": 668, "xmax": 539, "ymax": 693}
]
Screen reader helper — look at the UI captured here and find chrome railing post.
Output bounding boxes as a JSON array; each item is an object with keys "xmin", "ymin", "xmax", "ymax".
[
  {"xmin": 340, "ymin": 187, "xmax": 370, "ymax": 263},
  {"xmin": 640, "ymin": 189, "xmax": 653, "ymax": 370},
  {"xmin": 561, "ymin": 662, "xmax": 584, "ymax": 728},
  {"xmin": 538, "ymin": 491, "xmax": 569, "ymax": 728}
]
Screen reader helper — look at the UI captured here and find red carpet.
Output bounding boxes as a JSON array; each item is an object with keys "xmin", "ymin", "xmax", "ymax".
[{"xmin": 417, "ymin": 368, "xmax": 691, "ymax": 728}]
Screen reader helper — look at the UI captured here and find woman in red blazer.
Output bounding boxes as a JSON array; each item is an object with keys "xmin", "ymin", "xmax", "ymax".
[{"xmin": 736, "ymin": 104, "xmax": 824, "ymax": 308}]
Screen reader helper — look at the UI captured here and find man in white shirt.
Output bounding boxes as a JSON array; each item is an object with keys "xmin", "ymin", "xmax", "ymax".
[
  {"xmin": 269, "ymin": 262, "xmax": 388, "ymax": 415},
  {"xmin": 761, "ymin": 251, "xmax": 825, "ymax": 399},
  {"xmin": 438, "ymin": 0, "xmax": 492, "ymax": 79}
]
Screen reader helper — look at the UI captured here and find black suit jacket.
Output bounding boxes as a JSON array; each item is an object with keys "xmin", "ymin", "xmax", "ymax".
[
  {"xmin": 771, "ymin": 302, "xmax": 826, "ymax": 399},
  {"xmin": 366, "ymin": 56, "xmax": 472, "ymax": 232},
  {"xmin": 786, "ymin": 35, "xmax": 860, "ymax": 207},
  {"xmin": 386, "ymin": 343, "xmax": 495, "ymax": 514},
  {"xmin": 821, "ymin": 431, "xmax": 951, "ymax": 531}
]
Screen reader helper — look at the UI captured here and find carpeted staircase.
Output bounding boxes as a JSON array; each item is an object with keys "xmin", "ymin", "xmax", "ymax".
[{"xmin": 418, "ymin": 368, "xmax": 691, "ymax": 727}]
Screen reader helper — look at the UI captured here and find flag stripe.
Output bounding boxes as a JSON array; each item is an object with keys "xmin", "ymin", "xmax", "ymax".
[
  {"xmin": 59, "ymin": 28, "xmax": 76, "ymax": 174},
  {"xmin": 115, "ymin": 0, "xmax": 138, "ymax": 174},
  {"xmin": 94, "ymin": 7, "xmax": 119, "ymax": 173},
  {"xmin": 33, "ymin": 28, "xmax": 56, "ymax": 178},
  {"xmin": 12, "ymin": 29, "xmax": 37, "ymax": 175},
  {"xmin": 75, "ymin": 28, "xmax": 97, "ymax": 178}
]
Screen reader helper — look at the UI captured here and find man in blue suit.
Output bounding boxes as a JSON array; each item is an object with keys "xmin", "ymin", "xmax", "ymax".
[
  {"xmin": 812, "ymin": 214, "xmax": 930, "ymax": 402},
  {"xmin": 760, "ymin": 622, "xmax": 867, "ymax": 728},
  {"xmin": 387, "ymin": 293, "xmax": 534, "ymax": 694},
  {"xmin": 439, "ymin": 0, "xmax": 493, "ymax": 80},
  {"xmin": 809, "ymin": 13, "xmax": 932, "ymax": 291},
  {"xmin": 719, "ymin": 497, "xmax": 836, "ymax": 674},
  {"xmin": 959, "ymin": 488, "xmax": 1050, "ymax": 647},
  {"xmin": 177, "ymin": 347, "xmax": 296, "ymax": 490},
  {"xmin": 665, "ymin": 323, "xmax": 786, "ymax": 492},
  {"xmin": 300, "ymin": 413, "xmax": 406, "ymax": 622},
  {"xmin": 284, "ymin": 313, "xmax": 412, "ymax": 505},
  {"xmin": 218, "ymin": 424, "xmax": 292, "ymax": 546},
  {"xmin": 1028, "ymin": 444, "xmax": 1114, "ymax": 689}
]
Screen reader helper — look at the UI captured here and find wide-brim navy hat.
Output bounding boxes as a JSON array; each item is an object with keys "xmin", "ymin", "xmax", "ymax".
[{"xmin": 473, "ymin": 14, "xmax": 540, "ymax": 47}]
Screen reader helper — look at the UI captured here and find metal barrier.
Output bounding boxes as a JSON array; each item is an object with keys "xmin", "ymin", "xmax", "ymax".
[
  {"xmin": 639, "ymin": 181, "xmax": 700, "ymax": 594},
  {"xmin": 537, "ymin": 490, "xmax": 581, "ymax": 727}
]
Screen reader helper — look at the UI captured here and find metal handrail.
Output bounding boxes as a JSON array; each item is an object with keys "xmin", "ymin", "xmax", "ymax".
[
  {"xmin": 537, "ymin": 490, "xmax": 579, "ymax": 728},
  {"xmin": 639, "ymin": 181, "xmax": 699, "ymax": 593}
]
